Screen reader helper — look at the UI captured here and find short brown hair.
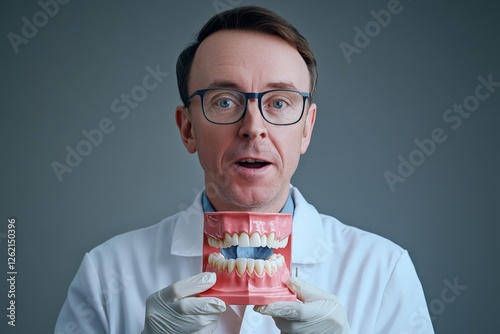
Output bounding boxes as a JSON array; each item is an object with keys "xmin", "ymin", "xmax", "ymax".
[{"xmin": 176, "ymin": 5, "xmax": 318, "ymax": 106}]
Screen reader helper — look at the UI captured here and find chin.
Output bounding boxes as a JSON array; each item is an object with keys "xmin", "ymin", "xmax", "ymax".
[{"xmin": 227, "ymin": 189, "xmax": 277, "ymax": 211}]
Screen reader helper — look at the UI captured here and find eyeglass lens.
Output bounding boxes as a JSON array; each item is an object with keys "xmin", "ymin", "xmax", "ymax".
[{"xmin": 202, "ymin": 90, "xmax": 304, "ymax": 125}]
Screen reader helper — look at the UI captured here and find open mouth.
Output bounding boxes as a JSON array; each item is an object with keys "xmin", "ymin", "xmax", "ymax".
[
  {"xmin": 236, "ymin": 158, "xmax": 271, "ymax": 169},
  {"xmin": 200, "ymin": 212, "xmax": 296, "ymax": 304},
  {"xmin": 206, "ymin": 231, "xmax": 289, "ymax": 276}
]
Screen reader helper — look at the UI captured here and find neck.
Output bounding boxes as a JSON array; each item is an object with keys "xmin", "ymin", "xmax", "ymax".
[{"xmin": 203, "ymin": 189, "xmax": 293, "ymax": 214}]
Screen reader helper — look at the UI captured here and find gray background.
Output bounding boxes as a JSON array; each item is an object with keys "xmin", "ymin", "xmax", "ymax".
[{"xmin": 1, "ymin": 0, "xmax": 499, "ymax": 333}]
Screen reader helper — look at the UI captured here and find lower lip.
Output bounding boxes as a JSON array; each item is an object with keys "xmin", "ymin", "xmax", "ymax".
[{"xmin": 233, "ymin": 163, "xmax": 273, "ymax": 176}]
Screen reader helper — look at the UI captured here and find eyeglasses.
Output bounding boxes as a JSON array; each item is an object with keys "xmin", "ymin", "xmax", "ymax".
[{"xmin": 186, "ymin": 88, "xmax": 311, "ymax": 125}]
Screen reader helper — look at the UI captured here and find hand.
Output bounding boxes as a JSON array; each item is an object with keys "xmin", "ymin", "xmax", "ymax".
[
  {"xmin": 254, "ymin": 277, "xmax": 350, "ymax": 334},
  {"xmin": 142, "ymin": 272, "xmax": 226, "ymax": 334}
]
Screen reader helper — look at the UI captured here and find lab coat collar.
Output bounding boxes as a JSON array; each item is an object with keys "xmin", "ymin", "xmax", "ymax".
[{"xmin": 170, "ymin": 186, "xmax": 328, "ymax": 264}]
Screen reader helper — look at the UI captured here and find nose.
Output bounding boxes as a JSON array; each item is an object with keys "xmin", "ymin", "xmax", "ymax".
[{"xmin": 238, "ymin": 99, "xmax": 268, "ymax": 140}]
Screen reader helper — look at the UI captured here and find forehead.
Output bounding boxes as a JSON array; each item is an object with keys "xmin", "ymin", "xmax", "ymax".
[{"xmin": 189, "ymin": 30, "xmax": 310, "ymax": 92}]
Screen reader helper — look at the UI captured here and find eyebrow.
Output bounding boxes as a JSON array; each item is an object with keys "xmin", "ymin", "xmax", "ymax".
[
  {"xmin": 207, "ymin": 80, "xmax": 240, "ymax": 89},
  {"xmin": 206, "ymin": 80, "xmax": 300, "ymax": 91}
]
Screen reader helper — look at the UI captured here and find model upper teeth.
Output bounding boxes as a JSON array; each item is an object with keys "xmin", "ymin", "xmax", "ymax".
[
  {"xmin": 208, "ymin": 252, "xmax": 285, "ymax": 275},
  {"xmin": 207, "ymin": 232, "xmax": 289, "ymax": 249}
]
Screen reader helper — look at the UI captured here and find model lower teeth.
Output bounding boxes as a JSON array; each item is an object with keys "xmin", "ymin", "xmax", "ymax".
[{"xmin": 208, "ymin": 253, "xmax": 285, "ymax": 275}]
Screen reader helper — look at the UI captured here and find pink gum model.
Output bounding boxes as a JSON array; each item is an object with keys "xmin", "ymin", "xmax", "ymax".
[{"xmin": 199, "ymin": 212, "xmax": 296, "ymax": 305}]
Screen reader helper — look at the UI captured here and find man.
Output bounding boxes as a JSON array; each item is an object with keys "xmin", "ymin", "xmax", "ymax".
[{"xmin": 55, "ymin": 6, "xmax": 434, "ymax": 333}]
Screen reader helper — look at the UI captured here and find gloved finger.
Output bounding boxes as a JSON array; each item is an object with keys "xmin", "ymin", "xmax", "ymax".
[
  {"xmin": 254, "ymin": 299, "xmax": 337, "ymax": 321},
  {"xmin": 160, "ymin": 303, "xmax": 223, "ymax": 332},
  {"xmin": 168, "ymin": 300, "xmax": 224, "ymax": 331},
  {"xmin": 286, "ymin": 277, "xmax": 338, "ymax": 303},
  {"xmin": 160, "ymin": 272, "xmax": 217, "ymax": 302},
  {"xmin": 144, "ymin": 297, "xmax": 222, "ymax": 334},
  {"xmin": 254, "ymin": 302, "xmax": 298, "ymax": 320},
  {"xmin": 169, "ymin": 296, "xmax": 226, "ymax": 315}
]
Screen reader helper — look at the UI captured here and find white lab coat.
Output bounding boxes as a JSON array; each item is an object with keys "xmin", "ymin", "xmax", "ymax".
[{"xmin": 54, "ymin": 187, "xmax": 434, "ymax": 333}]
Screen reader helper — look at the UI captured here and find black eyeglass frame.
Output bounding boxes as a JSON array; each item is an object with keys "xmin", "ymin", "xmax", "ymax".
[{"xmin": 186, "ymin": 88, "xmax": 311, "ymax": 126}]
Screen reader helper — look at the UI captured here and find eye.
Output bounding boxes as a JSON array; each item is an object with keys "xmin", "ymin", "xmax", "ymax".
[
  {"xmin": 217, "ymin": 98, "xmax": 234, "ymax": 109},
  {"xmin": 271, "ymin": 100, "xmax": 285, "ymax": 109},
  {"xmin": 267, "ymin": 98, "xmax": 291, "ymax": 111}
]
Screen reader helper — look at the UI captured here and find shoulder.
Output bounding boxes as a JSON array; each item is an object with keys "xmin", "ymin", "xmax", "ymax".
[
  {"xmin": 291, "ymin": 186, "xmax": 405, "ymax": 266},
  {"xmin": 291, "ymin": 185, "xmax": 403, "ymax": 253},
  {"xmin": 322, "ymin": 213, "xmax": 403, "ymax": 254}
]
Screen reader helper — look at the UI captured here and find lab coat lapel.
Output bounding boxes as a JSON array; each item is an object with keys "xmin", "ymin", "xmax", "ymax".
[{"xmin": 290, "ymin": 187, "xmax": 329, "ymax": 264}]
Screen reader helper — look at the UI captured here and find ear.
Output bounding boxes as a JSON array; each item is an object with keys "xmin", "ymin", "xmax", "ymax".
[
  {"xmin": 175, "ymin": 105, "xmax": 197, "ymax": 154},
  {"xmin": 300, "ymin": 102, "xmax": 316, "ymax": 154}
]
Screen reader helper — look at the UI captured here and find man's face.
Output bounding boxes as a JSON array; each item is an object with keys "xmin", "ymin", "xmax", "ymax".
[{"xmin": 176, "ymin": 30, "xmax": 316, "ymax": 212}]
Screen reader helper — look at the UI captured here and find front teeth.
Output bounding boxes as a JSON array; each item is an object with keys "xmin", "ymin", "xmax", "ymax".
[
  {"xmin": 255, "ymin": 259, "xmax": 265, "ymax": 276},
  {"xmin": 207, "ymin": 232, "xmax": 289, "ymax": 248},
  {"xmin": 249, "ymin": 233, "xmax": 261, "ymax": 247},
  {"xmin": 236, "ymin": 258, "xmax": 247, "ymax": 275},
  {"xmin": 238, "ymin": 233, "xmax": 250, "ymax": 247},
  {"xmin": 241, "ymin": 158, "xmax": 264, "ymax": 163},
  {"xmin": 227, "ymin": 259, "xmax": 236, "ymax": 273},
  {"xmin": 208, "ymin": 253, "xmax": 285, "ymax": 275},
  {"xmin": 247, "ymin": 259, "xmax": 255, "ymax": 274}
]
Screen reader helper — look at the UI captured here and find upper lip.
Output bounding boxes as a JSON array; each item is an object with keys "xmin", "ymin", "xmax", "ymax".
[{"xmin": 235, "ymin": 157, "xmax": 271, "ymax": 164}]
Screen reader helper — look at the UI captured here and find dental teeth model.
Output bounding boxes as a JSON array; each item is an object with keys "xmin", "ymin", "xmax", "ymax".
[{"xmin": 199, "ymin": 212, "xmax": 296, "ymax": 305}]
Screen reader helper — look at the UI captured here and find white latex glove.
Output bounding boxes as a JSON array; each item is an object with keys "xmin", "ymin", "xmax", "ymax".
[
  {"xmin": 142, "ymin": 272, "xmax": 226, "ymax": 334},
  {"xmin": 254, "ymin": 277, "xmax": 350, "ymax": 334}
]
